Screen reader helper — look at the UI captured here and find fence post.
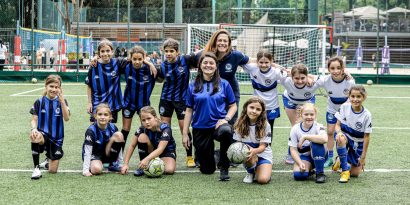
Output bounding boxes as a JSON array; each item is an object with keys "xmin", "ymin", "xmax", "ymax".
[{"xmin": 14, "ymin": 36, "xmax": 21, "ymax": 71}]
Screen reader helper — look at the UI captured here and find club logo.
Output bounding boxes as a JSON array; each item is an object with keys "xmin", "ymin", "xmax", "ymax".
[
  {"xmin": 111, "ymin": 71, "xmax": 117, "ymax": 78},
  {"xmin": 265, "ymin": 79, "xmax": 272, "ymax": 85},
  {"xmin": 55, "ymin": 108, "xmax": 60, "ymax": 114},
  {"xmin": 225, "ymin": 63, "xmax": 232, "ymax": 72},
  {"xmin": 159, "ymin": 106, "xmax": 165, "ymax": 114},
  {"xmin": 355, "ymin": 122, "xmax": 363, "ymax": 129},
  {"xmin": 123, "ymin": 109, "xmax": 131, "ymax": 116},
  {"xmin": 304, "ymin": 92, "xmax": 312, "ymax": 98},
  {"xmin": 143, "ymin": 75, "xmax": 149, "ymax": 82},
  {"xmin": 327, "ymin": 113, "xmax": 334, "ymax": 120},
  {"xmin": 343, "ymin": 88, "xmax": 349, "ymax": 95},
  {"xmin": 178, "ymin": 66, "xmax": 184, "ymax": 73}
]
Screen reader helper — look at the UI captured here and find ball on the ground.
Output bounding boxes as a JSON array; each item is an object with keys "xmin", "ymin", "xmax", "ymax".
[
  {"xmin": 227, "ymin": 142, "xmax": 250, "ymax": 164},
  {"xmin": 144, "ymin": 157, "xmax": 165, "ymax": 177},
  {"xmin": 366, "ymin": 79, "xmax": 373, "ymax": 85},
  {"xmin": 31, "ymin": 78, "xmax": 38, "ymax": 84}
]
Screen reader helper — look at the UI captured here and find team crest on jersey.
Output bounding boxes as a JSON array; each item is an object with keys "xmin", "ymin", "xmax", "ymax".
[
  {"xmin": 111, "ymin": 71, "xmax": 117, "ymax": 78},
  {"xmin": 123, "ymin": 109, "xmax": 131, "ymax": 116},
  {"xmin": 159, "ymin": 106, "xmax": 165, "ymax": 114},
  {"xmin": 178, "ymin": 66, "xmax": 185, "ymax": 73},
  {"xmin": 265, "ymin": 79, "xmax": 272, "ymax": 86},
  {"xmin": 355, "ymin": 122, "xmax": 363, "ymax": 129},
  {"xmin": 143, "ymin": 75, "xmax": 149, "ymax": 82},
  {"xmin": 304, "ymin": 92, "xmax": 312, "ymax": 98},
  {"xmin": 225, "ymin": 63, "xmax": 233, "ymax": 72},
  {"xmin": 343, "ymin": 88, "xmax": 349, "ymax": 95},
  {"xmin": 327, "ymin": 113, "xmax": 334, "ymax": 120},
  {"xmin": 55, "ymin": 108, "xmax": 60, "ymax": 116}
]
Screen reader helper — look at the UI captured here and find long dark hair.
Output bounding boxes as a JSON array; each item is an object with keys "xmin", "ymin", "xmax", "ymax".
[
  {"xmin": 194, "ymin": 52, "xmax": 220, "ymax": 95},
  {"xmin": 234, "ymin": 97, "xmax": 267, "ymax": 140}
]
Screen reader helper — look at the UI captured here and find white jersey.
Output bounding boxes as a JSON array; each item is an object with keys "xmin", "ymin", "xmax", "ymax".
[
  {"xmin": 0, "ymin": 44, "xmax": 7, "ymax": 59},
  {"xmin": 281, "ymin": 77, "xmax": 319, "ymax": 105},
  {"xmin": 288, "ymin": 122, "xmax": 326, "ymax": 156},
  {"xmin": 233, "ymin": 123, "xmax": 272, "ymax": 163},
  {"xmin": 243, "ymin": 64, "xmax": 287, "ymax": 110},
  {"xmin": 335, "ymin": 103, "xmax": 372, "ymax": 142},
  {"xmin": 314, "ymin": 75, "xmax": 355, "ymax": 114}
]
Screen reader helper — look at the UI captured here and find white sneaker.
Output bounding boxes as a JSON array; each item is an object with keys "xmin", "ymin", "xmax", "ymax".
[
  {"xmin": 243, "ymin": 173, "xmax": 254, "ymax": 183},
  {"xmin": 39, "ymin": 158, "xmax": 49, "ymax": 170},
  {"xmin": 31, "ymin": 168, "xmax": 42, "ymax": 180}
]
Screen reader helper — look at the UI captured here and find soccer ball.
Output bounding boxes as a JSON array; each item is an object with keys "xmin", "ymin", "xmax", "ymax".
[
  {"xmin": 144, "ymin": 157, "xmax": 165, "ymax": 177},
  {"xmin": 227, "ymin": 142, "xmax": 250, "ymax": 164},
  {"xmin": 31, "ymin": 78, "xmax": 38, "ymax": 84},
  {"xmin": 366, "ymin": 80, "xmax": 373, "ymax": 85}
]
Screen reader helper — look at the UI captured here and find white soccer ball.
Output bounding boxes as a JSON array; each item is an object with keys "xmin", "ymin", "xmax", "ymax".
[
  {"xmin": 31, "ymin": 78, "xmax": 38, "ymax": 84},
  {"xmin": 366, "ymin": 80, "xmax": 373, "ymax": 85},
  {"xmin": 144, "ymin": 157, "xmax": 165, "ymax": 177},
  {"xmin": 227, "ymin": 142, "xmax": 250, "ymax": 164}
]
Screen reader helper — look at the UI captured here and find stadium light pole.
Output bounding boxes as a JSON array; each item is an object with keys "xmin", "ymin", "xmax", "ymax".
[
  {"xmin": 76, "ymin": 0, "xmax": 80, "ymax": 82},
  {"xmin": 376, "ymin": 0, "xmax": 380, "ymax": 84},
  {"xmin": 212, "ymin": 0, "xmax": 216, "ymax": 24},
  {"xmin": 31, "ymin": 0, "xmax": 35, "ymax": 78}
]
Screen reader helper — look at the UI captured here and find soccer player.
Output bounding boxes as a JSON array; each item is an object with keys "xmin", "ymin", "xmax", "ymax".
[
  {"xmin": 29, "ymin": 74, "xmax": 70, "ymax": 179},
  {"xmin": 281, "ymin": 64, "xmax": 319, "ymax": 164},
  {"xmin": 183, "ymin": 52, "xmax": 237, "ymax": 181},
  {"xmin": 85, "ymin": 39, "xmax": 127, "ymax": 123},
  {"xmin": 242, "ymin": 49, "xmax": 287, "ymax": 134},
  {"xmin": 121, "ymin": 106, "xmax": 176, "ymax": 176},
  {"xmin": 314, "ymin": 57, "xmax": 355, "ymax": 167},
  {"xmin": 332, "ymin": 85, "xmax": 372, "ymax": 183},
  {"xmin": 195, "ymin": 29, "xmax": 249, "ymax": 124},
  {"xmin": 82, "ymin": 103, "xmax": 125, "ymax": 177},
  {"xmin": 157, "ymin": 38, "xmax": 196, "ymax": 168},
  {"xmin": 288, "ymin": 103, "xmax": 328, "ymax": 183},
  {"xmin": 121, "ymin": 46, "xmax": 156, "ymax": 152},
  {"xmin": 233, "ymin": 97, "xmax": 272, "ymax": 184}
]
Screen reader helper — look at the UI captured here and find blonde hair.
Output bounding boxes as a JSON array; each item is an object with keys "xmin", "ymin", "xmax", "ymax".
[
  {"xmin": 234, "ymin": 97, "xmax": 267, "ymax": 140},
  {"xmin": 42, "ymin": 74, "xmax": 62, "ymax": 96},
  {"xmin": 297, "ymin": 103, "xmax": 318, "ymax": 122},
  {"xmin": 94, "ymin": 103, "xmax": 112, "ymax": 117},
  {"xmin": 140, "ymin": 106, "xmax": 162, "ymax": 129}
]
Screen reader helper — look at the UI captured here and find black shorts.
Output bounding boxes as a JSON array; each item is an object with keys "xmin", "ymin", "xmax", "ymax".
[
  {"xmin": 89, "ymin": 110, "xmax": 119, "ymax": 123},
  {"xmin": 91, "ymin": 142, "xmax": 122, "ymax": 164},
  {"xmin": 38, "ymin": 131, "xmax": 64, "ymax": 160},
  {"xmin": 159, "ymin": 150, "xmax": 177, "ymax": 160},
  {"xmin": 122, "ymin": 107, "xmax": 140, "ymax": 119},
  {"xmin": 159, "ymin": 100, "xmax": 186, "ymax": 120}
]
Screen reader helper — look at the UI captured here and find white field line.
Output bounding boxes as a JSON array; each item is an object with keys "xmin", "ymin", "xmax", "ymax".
[
  {"xmin": 1, "ymin": 168, "xmax": 409, "ymax": 173},
  {"xmin": 169, "ymin": 126, "xmax": 410, "ymax": 130},
  {"xmin": 10, "ymin": 87, "xmax": 44, "ymax": 96}
]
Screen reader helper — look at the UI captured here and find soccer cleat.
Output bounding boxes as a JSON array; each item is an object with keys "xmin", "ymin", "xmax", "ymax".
[
  {"xmin": 332, "ymin": 157, "xmax": 340, "ymax": 172},
  {"xmin": 186, "ymin": 156, "xmax": 196, "ymax": 168},
  {"xmin": 285, "ymin": 155, "xmax": 294, "ymax": 165},
  {"xmin": 243, "ymin": 173, "xmax": 254, "ymax": 183},
  {"xmin": 39, "ymin": 158, "xmax": 49, "ymax": 170},
  {"xmin": 339, "ymin": 170, "xmax": 350, "ymax": 183},
  {"xmin": 315, "ymin": 173, "xmax": 326, "ymax": 183},
  {"xmin": 108, "ymin": 161, "xmax": 121, "ymax": 172},
  {"xmin": 324, "ymin": 157, "xmax": 334, "ymax": 168},
  {"xmin": 219, "ymin": 168, "xmax": 230, "ymax": 181},
  {"xmin": 31, "ymin": 167, "xmax": 42, "ymax": 180},
  {"xmin": 133, "ymin": 169, "xmax": 144, "ymax": 177}
]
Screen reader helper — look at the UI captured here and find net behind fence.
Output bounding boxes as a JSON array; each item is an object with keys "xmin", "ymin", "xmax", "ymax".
[{"xmin": 188, "ymin": 24, "xmax": 326, "ymax": 79}]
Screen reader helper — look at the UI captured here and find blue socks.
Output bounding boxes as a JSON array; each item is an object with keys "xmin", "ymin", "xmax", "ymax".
[
  {"xmin": 311, "ymin": 142, "xmax": 326, "ymax": 174},
  {"xmin": 337, "ymin": 146, "xmax": 349, "ymax": 171},
  {"xmin": 293, "ymin": 171, "xmax": 309, "ymax": 181},
  {"xmin": 329, "ymin": 150, "xmax": 334, "ymax": 159}
]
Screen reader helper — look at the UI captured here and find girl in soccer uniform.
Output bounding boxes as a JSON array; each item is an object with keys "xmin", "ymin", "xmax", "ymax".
[
  {"xmin": 29, "ymin": 74, "xmax": 70, "ymax": 179},
  {"xmin": 121, "ymin": 106, "xmax": 176, "ymax": 176},
  {"xmin": 233, "ymin": 97, "xmax": 272, "ymax": 184},
  {"xmin": 183, "ymin": 52, "xmax": 237, "ymax": 181},
  {"xmin": 121, "ymin": 46, "xmax": 156, "ymax": 147},
  {"xmin": 281, "ymin": 64, "xmax": 319, "ymax": 164},
  {"xmin": 333, "ymin": 85, "xmax": 372, "ymax": 183},
  {"xmin": 314, "ymin": 57, "xmax": 355, "ymax": 167},
  {"xmin": 195, "ymin": 29, "xmax": 249, "ymax": 124},
  {"xmin": 85, "ymin": 39, "xmax": 127, "ymax": 123},
  {"xmin": 82, "ymin": 103, "xmax": 125, "ymax": 177},
  {"xmin": 242, "ymin": 49, "xmax": 287, "ymax": 134},
  {"xmin": 157, "ymin": 38, "xmax": 196, "ymax": 168},
  {"xmin": 288, "ymin": 103, "xmax": 328, "ymax": 183}
]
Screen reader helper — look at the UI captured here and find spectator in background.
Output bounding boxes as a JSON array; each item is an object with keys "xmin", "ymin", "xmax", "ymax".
[
  {"xmin": 120, "ymin": 47, "xmax": 127, "ymax": 58},
  {"xmin": 49, "ymin": 47, "xmax": 55, "ymax": 69},
  {"xmin": 372, "ymin": 53, "xmax": 376, "ymax": 70},
  {"xmin": 115, "ymin": 47, "xmax": 121, "ymax": 58},
  {"xmin": 36, "ymin": 48, "xmax": 43, "ymax": 69},
  {"xmin": 40, "ymin": 43, "xmax": 46, "ymax": 66},
  {"xmin": 151, "ymin": 51, "xmax": 159, "ymax": 65},
  {"xmin": 0, "ymin": 39, "xmax": 7, "ymax": 71}
]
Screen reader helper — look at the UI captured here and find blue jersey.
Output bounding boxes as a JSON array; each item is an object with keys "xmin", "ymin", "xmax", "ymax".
[
  {"xmin": 158, "ymin": 55, "xmax": 194, "ymax": 102},
  {"xmin": 186, "ymin": 79, "xmax": 236, "ymax": 128},
  {"xmin": 195, "ymin": 50, "xmax": 249, "ymax": 100},
  {"xmin": 85, "ymin": 58, "xmax": 126, "ymax": 112},
  {"xmin": 30, "ymin": 96, "xmax": 69, "ymax": 147},
  {"xmin": 123, "ymin": 62, "xmax": 156, "ymax": 111},
  {"xmin": 136, "ymin": 123, "xmax": 176, "ymax": 153},
  {"xmin": 82, "ymin": 122, "xmax": 118, "ymax": 158}
]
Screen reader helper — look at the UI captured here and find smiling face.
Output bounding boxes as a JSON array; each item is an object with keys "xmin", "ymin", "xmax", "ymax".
[
  {"xmin": 140, "ymin": 111, "xmax": 158, "ymax": 130},
  {"xmin": 164, "ymin": 47, "xmax": 178, "ymax": 63},
  {"xmin": 200, "ymin": 56, "xmax": 217, "ymax": 79},
  {"xmin": 301, "ymin": 106, "xmax": 316, "ymax": 127},
  {"xmin": 349, "ymin": 89, "xmax": 366, "ymax": 110},
  {"xmin": 99, "ymin": 45, "xmax": 113, "ymax": 63},
  {"xmin": 328, "ymin": 60, "xmax": 344, "ymax": 81},
  {"xmin": 257, "ymin": 57, "xmax": 271, "ymax": 72},
  {"xmin": 246, "ymin": 102, "xmax": 263, "ymax": 124},
  {"xmin": 215, "ymin": 33, "xmax": 229, "ymax": 54},
  {"xmin": 131, "ymin": 52, "xmax": 145, "ymax": 69},
  {"xmin": 45, "ymin": 82, "xmax": 60, "ymax": 99},
  {"xmin": 94, "ymin": 107, "xmax": 112, "ymax": 128},
  {"xmin": 292, "ymin": 73, "xmax": 308, "ymax": 88}
]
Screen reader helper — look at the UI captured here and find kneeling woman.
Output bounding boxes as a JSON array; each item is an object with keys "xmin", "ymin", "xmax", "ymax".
[
  {"xmin": 121, "ymin": 106, "xmax": 176, "ymax": 176},
  {"xmin": 183, "ymin": 52, "xmax": 237, "ymax": 181},
  {"xmin": 288, "ymin": 103, "xmax": 328, "ymax": 183},
  {"xmin": 82, "ymin": 103, "xmax": 125, "ymax": 176}
]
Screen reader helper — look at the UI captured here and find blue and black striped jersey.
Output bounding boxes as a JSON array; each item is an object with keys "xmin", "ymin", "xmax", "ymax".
[{"xmin": 135, "ymin": 123, "xmax": 176, "ymax": 153}]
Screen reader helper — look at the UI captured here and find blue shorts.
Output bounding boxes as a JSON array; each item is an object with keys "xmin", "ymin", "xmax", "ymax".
[
  {"xmin": 334, "ymin": 133, "xmax": 364, "ymax": 167},
  {"xmin": 267, "ymin": 107, "xmax": 280, "ymax": 121},
  {"xmin": 326, "ymin": 112, "xmax": 337, "ymax": 124},
  {"xmin": 282, "ymin": 96, "xmax": 316, "ymax": 110},
  {"xmin": 256, "ymin": 157, "xmax": 272, "ymax": 166}
]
